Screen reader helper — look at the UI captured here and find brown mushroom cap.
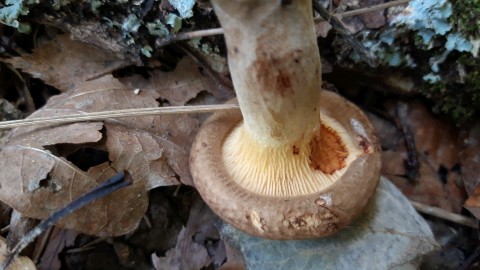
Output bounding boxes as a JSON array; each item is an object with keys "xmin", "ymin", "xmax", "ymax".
[{"xmin": 190, "ymin": 91, "xmax": 381, "ymax": 240}]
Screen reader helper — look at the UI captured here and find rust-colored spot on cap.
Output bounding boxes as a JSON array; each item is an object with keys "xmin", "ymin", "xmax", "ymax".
[{"xmin": 309, "ymin": 124, "xmax": 348, "ymax": 174}]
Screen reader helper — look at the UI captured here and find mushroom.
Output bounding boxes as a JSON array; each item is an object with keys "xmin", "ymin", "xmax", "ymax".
[{"xmin": 190, "ymin": 0, "xmax": 381, "ymax": 239}]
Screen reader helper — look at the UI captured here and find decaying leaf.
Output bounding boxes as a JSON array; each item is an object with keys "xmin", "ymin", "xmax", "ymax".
[
  {"xmin": 221, "ymin": 177, "xmax": 438, "ymax": 270},
  {"xmin": 375, "ymin": 102, "xmax": 467, "ymax": 213},
  {"xmin": 1, "ymin": 35, "xmax": 129, "ymax": 92},
  {"xmin": 35, "ymin": 228, "xmax": 78, "ymax": 270},
  {"xmin": 0, "ymin": 236, "xmax": 36, "ymax": 270},
  {"xmin": 465, "ymin": 188, "xmax": 480, "ymax": 220},
  {"xmin": 460, "ymin": 123, "xmax": 480, "ymax": 219},
  {"xmin": 152, "ymin": 196, "xmax": 226, "ymax": 270},
  {"xmin": 119, "ymin": 57, "xmax": 232, "ymax": 106},
  {"xmin": 459, "ymin": 122, "xmax": 480, "ymax": 196},
  {"xmin": 0, "ymin": 75, "xmax": 199, "ymax": 236}
]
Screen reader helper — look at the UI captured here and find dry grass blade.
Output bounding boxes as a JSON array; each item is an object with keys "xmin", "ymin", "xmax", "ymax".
[
  {"xmin": 411, "ymin": 201, "xmax": 478, "ymax": 229},
  {"xmin": 0, "ymin": 104, "xmax": 240, "ymax": 130}
]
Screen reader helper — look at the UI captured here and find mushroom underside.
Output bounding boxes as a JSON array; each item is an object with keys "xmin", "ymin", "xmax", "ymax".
[{"xmin": 190, "ymin": 91, "xmax": 381, "ymax": 239}]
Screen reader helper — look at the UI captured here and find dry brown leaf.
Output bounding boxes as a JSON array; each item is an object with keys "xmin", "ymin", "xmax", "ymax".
[
  {"xmin": 35, "ymin": 228, "xmax": 78, "ymax": 270},
  {"xmin": 1, "ymin": 35, "xmax": 129, "ymax": 92},
  {"xmin": 459, "ymin": 123, "xmax": 480, "ymax": 195},
  {"xmin": 465, "ymin": 188, "xmax": 480, "ymax": 220},
  {"xmin": 120, "ymin": 57, "xmax": 232, "ymax": 106},
  {"xmin": 460, "ymin": 123, "xmax": 480, "ymax": 219},
  {"xmin": 0, "ymin": 236, "xmax": 36, "ymax": 270},
  {"xmin": 0, "ymin": 75, "xmax": 198, "ymax": 236},
  {"xmin": 152, "ymin": 196, "xmax": 226, "ymax": 270},
  {"xmin": 376, "ymin": 102, "xmax": 467, "ymax": 213}
]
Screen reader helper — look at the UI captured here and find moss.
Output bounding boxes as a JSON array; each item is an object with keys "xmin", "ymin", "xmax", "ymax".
[
  {"xmin": 424, "ymin": 56, "xmax": 480, "ymax": 123},
  {"xmin": 450, "ymin": 0, "xmax": 480, "ymax": 38}
]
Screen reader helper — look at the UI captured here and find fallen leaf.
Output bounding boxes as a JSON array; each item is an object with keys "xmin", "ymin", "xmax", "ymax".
[
  {"xmin": 0, "ymin": 75, "xmax": 198, "ymax": 236},
  {"xmin": 376, "ymin": 102, "xmax": 467, "ymax": 213},
  {"xmin": 35, "ymin": 228, "xmax": 78, "ymax": 270},
  {"xmin": 153, "ymin": 195, "xmax": 226, "ymax": 270},
  {"xmin": 1, "ymin": 35, "xmax": 129, "ymax": 92},
  {"xmin": 0, "ymin": 99, "xmax": 23, "ymax": 147},
  {"xmin": 119, "ymin": 57, "xmax": 232, "ymax": 106},
  {"xmin": 221, "ymin": 177, "xmax": 438, "ymax": 270},
  {"xmin": 459, "ymin": 123, "xmax": 480, "ymax": 219},
  {"xmin": 126, "ymin": 186, "xmax": 192, "ymax": 255},
  {"xmin": 465, "ymin": 188, "xmax": 480, "ymax": 220},
  {"xmin": 459, "ymin": 122, "xmax": 480, "ymax": 195},
  {"xmin": 0, "ymin": 236, "xmax": 36, "ymax": 270}
]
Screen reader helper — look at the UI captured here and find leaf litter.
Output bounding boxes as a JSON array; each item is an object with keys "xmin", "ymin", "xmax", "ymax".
[
  {"xmin": 0, "ymin": 74, "xmax": 201, "ymax": 236},
  {"xmin": 0, "ymin": 17, "xmax": 478, "ymax": 269},
  {"xmin": 1, "ymin": 35, "xmax": 130, "ymax": 92}
]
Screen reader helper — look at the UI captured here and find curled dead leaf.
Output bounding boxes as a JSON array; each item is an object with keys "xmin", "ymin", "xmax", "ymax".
[
  {"xmin": 1, "ymin": 35, "xmax": 129, "ymax": 92},
  {"xmin": 0, "ymin": 75, "xmax": 198, "ymax": 236}
]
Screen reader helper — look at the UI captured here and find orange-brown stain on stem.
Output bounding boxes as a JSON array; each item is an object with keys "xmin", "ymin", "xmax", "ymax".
[
  {"xmin": 309, "ymin": 124, "xmax": 348, "ymax": 174},
  {"xmin": 250, "ymin": 57, "xmax": 293, "ymax": 97}
]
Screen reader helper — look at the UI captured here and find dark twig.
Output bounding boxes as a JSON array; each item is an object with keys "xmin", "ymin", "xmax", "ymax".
[
  {"xmin": 395, "ymin": 102, "xmax": 420, "ymax": 181},
  {"xmin": 1, "ymin": 171, "xmax": 131, "ymax": 270},
  {"xmin": 312, "ymin": 0, "xmax": 379, "ymax": 67}
]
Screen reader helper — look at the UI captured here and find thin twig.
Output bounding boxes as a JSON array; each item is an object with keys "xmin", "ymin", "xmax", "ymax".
[
  {"xmin": 411, "ymin": 201, "xmax": 478, "ymax": 229},
  {"xmin": 0, "ymin": 104, "xmax": 239, "ymax": 130},
  {"xmin": 157, "ymin": 28, "xmax": 224, "ymax": 47},
  {"xmin": 156, "ymin": 0, "xmax": 412, "ymax": 46},
  {"xmin": 313, "ymin": 0, "xmax": 378, "ymax": 67},
  {"xmin": 337, "ymin": 0, "xmax": 411, "ymax": 18}
]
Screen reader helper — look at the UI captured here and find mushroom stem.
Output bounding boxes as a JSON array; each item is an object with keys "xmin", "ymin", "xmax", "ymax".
[
  {"xmin": 213, "ymin": 0, "xmax": 321, "ymax": 146},
  {"xmin": 190, "ymin": 0, "xmax": 381, "ymax": 239}
]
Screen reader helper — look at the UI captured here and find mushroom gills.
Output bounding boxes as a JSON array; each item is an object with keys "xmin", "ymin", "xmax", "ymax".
[{"xmin": 222, "ymin": 113, "xmax": 363, "ymax": 196}]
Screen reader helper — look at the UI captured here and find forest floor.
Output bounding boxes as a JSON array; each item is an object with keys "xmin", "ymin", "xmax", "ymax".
[{"xmin": 0, "ymin": 0, "xmax": 479, "ymax": 269}]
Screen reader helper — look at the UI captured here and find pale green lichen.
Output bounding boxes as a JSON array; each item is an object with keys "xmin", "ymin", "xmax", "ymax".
[
  {"xmin": 165, "ymin": 13, "xmax": 182, "ymax": 33},
  {"xmin": 122, "ymin": 14, "xmax": 141, "ymax": 33},
  {"xmin": 141, "ymin": 45, "xmax": 153, "ymax": 57},
  {"xmin": 0, "ymin": 0, "xmax": 38, "ymax": 33},
  {"xmin": 355, "ymin": 0, "xmax": 480, "ymax": 122},
  {"xmin": 146, "ymin": 20, "xmax": 169, "ymax": 37},
  {"xmin": 169, "ymin": 0, "xmax": 195, "ymax": 19}
]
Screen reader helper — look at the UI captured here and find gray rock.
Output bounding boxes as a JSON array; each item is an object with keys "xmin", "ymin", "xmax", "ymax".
[{"xmin": 220, "ymin": 177, "xmax": 438, "ymax": 270}]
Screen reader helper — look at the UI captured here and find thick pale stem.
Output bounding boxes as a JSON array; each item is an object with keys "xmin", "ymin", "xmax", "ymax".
[{"xmin": 212, "ymin": 0, "xmax": 322, "ymax": 146}]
